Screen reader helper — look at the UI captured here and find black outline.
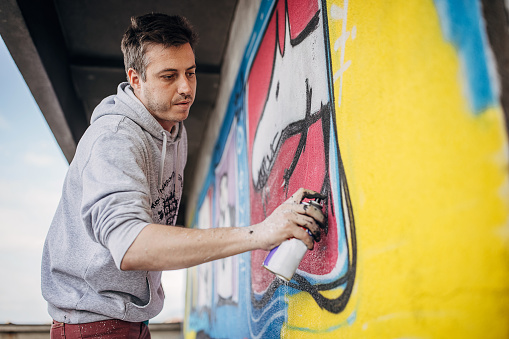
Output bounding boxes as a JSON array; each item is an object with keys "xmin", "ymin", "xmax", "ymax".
[{"xmin": 249, "ymin": 0, "xmax": 357, "ymax": 315}]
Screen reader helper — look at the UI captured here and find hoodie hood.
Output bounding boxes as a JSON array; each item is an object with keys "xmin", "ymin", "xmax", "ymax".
[
  {"xmin": 91, "ymin": 82, "xmax": 185, "ymax": 188},
  {"xmin": 91, "ymin": 82, "xmax": 184, "ymax": 144}
]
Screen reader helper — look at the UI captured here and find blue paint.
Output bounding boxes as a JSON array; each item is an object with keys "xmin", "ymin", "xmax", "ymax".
[
  {"xmin": 188, "ymin": 0, "xmax": 355, "ymax": 336},
  {"xmin": 347, "ymin": 309, "xmax": 357, "ymax": 325},
  {"xmin": 434, "ymin": 0, "xmax": 496, "ymax": 114},
  {"xmin": 286, "ymin": 314, "xmax": 351, "ymax": 333},
  {"xmin": 189, "ymin": 1, "xmax": 278, "ymax": 336}
]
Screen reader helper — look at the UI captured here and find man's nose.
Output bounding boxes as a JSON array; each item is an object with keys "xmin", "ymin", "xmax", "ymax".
[{"xmin": 178, "ymin": 76, "xmax": 192, "ymax": 96}]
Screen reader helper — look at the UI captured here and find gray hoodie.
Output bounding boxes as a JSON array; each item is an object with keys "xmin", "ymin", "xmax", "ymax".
[{"xmin": 41, "ymin": 82, "xmax": 187, "ymax": 323}]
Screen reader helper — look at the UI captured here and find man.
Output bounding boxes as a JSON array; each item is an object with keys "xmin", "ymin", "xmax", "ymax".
[{"xmin": 42, "ymin": 13, "xmax": 325, "ymax": 338}]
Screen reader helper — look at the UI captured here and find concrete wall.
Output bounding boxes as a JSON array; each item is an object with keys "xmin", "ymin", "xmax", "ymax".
[{"xmin": 184, "ymin": 0, "xmax": 509, "ymax": 338}]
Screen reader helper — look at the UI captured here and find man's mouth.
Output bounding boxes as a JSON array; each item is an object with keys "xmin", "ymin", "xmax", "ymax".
[{"xmin": 173, "ymin": 100, "xmax": 193, "ymax": 111}]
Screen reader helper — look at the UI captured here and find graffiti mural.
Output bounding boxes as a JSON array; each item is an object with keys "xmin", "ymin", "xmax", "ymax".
[
  {"xmin": 193, "ymin": 188, "xmax": 213, "ymax": 317},
  {"xmin": 213, "ymin": 125, "xmax": 239, "ymax": 306},
  {"xmin": 185, "ymin": 0, "xmax": 509, "ymax": 338},
  {"xmin": 186, "ymin": 0, "xmax": 357, "ymax": 337},
  {"xmin": 247, "ymin": 0, "xmax": 356, "ymax": 335}
]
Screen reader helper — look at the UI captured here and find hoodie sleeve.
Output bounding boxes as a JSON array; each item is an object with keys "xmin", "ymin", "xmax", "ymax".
[{"xmin": 80, "ymin": 126, "xmax": 153, "ymax": 270}]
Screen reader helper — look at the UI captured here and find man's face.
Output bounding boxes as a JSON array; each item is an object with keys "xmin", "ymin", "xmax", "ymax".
[{"xmin": 130, "ymin": 43, "xmax": 197, "ymax": 131}]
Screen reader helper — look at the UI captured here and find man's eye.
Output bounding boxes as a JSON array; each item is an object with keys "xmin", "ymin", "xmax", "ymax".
[
  {"xmin": 187, "ymin": 72, "xmax": 196, "ymax": 77},
  {"xmin": 163, "ymin": 75, "xmax": 175, "ymax": 79}
]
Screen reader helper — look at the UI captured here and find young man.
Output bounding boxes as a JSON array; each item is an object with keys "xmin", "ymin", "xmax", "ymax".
[{"xmin": 41, "ymin": 13, "xmax": 325, "ymax": 338}]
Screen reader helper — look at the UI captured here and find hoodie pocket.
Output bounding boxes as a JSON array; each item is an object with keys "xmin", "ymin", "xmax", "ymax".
[
  {"xmin": 123, "ymin": 271, "xmax": 165, "ymax": 321},
  {"xmin": 77, "ymin": 249, "xmax": 156, "ymax": 321}
]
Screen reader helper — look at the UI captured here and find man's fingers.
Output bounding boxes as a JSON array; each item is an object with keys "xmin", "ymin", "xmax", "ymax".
[
  {"xmin": 292, "ymin": 213, "xmax": 321, "ymax": 242},
  {"xmin": 287, "ymin": 188, "xmax": 326, "ymax": 204},
  {"xmin": 294, "ymin": 224, "xmax": 315, "ymax": 250},
  {"xmin": 265, "ymin": 188, "xmax": 328, "ymax": 250},
  {"xmin": 294, "ymin": 203, "xmax": 326, "ymax": 229}
]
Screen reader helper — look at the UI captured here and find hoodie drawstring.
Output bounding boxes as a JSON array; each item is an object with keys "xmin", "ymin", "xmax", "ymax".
[
  {"xmin": 176, "ymin": 140, "xmax": 181, "ymax": 198},
  {"xmin": 159, "ymin": 131, "xmax": 167, "ymax": 188}
]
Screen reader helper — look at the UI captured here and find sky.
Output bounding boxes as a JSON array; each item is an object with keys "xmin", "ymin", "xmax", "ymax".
[{"xmin": 0, "ymin": 36, "xmax": 185, "ymax": 324}]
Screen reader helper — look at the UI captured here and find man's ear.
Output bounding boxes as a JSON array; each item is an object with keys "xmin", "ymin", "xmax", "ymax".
[{"xmin": 128, "ymin": 68, "xmax": 142, "ymax": 90}]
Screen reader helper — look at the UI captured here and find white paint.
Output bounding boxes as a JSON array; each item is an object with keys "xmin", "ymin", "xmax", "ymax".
[
  {"xmin": 330, "ymin": 4, "xmax": 346, "ymax": 20},
  {"xmin": 333, "ymin": 60, "xmax": 351, "ymax": 83},
  {"xmin": 251, "ymin": 4, "xmax": 329, "ymax": 189},
  {"xmin": 334, "ymin": 30, "xmax": 350, "ymax": 52},
  {"xmin": 331, "ymin": 0, "xmax": 354, "ymax": 108},
  {"xmin": 214, "ymin": 135, "xmax": 239, "ymax": 303},
  {"xmin": 196, "ymin": 194, "xmax": 213, "ymax": 309}
]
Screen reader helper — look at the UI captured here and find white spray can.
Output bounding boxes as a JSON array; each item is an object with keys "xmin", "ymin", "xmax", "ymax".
[{"xmin": 262, "ymin": 200, "xmax": 322, "ymax": 282}]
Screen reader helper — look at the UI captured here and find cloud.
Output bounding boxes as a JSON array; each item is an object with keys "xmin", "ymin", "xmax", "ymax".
[
  {"xmin": 0, "ymin": 178, "xmax": 60, "ymax": 252},
  {"xmin": 23, "ymin": 151, "xmax": 57, "ymax": 168}
]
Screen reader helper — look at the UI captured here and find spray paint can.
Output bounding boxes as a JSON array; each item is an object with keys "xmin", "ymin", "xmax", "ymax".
[{"xmin": 262, "ymin": 199, "xmax": 322, "ymax": 282}]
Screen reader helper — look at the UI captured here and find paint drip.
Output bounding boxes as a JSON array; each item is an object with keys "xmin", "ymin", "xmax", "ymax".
[{"xmin": 262, "ymin": 200, "xmax": 322, "ymax": 281}]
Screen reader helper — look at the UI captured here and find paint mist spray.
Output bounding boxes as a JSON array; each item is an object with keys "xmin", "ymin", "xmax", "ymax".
[{"xmin": 262, "ymin": 199, "xmax": 323, "ymax": 281}]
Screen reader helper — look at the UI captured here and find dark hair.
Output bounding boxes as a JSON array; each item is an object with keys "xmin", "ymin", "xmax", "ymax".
[{"xmin": 121, "ymin": 13, "xmax": 198, "ymax": 81}]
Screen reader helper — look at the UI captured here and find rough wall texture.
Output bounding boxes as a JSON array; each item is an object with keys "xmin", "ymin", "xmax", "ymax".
[{"xmin": 184, "ymin": 0, "xmax": 509, "ymax": 338}]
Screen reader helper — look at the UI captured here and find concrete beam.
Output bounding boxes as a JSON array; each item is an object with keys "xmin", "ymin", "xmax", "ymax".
[{"xmin": 0, "ymin": 0, "xmax": 88, "ymax": 163}]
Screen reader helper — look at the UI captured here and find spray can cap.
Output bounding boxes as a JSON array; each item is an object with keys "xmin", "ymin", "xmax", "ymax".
[{"xmin": 307, "ymin": 199, "xmax": 322, "ymax": 209}]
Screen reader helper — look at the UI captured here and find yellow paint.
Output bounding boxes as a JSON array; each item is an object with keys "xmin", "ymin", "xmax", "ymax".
[
  {"xmin": 285, "ymin": 0, "xmax": 509, "ymax": 338},
  {"xmin": 283, "ymin": 286, "xmax": 359, "ymax": 337}
]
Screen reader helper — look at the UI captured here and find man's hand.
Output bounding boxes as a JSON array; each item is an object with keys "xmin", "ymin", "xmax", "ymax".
[
  {"xmin": 121, "ymin": 188, "xmax": 326, "ymax": 271},
  {"xmin": 251, "ymin": 188, "xmax": 327, "ymax": 251}
]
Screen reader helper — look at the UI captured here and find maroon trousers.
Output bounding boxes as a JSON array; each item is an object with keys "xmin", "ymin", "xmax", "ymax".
[{"xmin": 50, "ymin": 319, "xmax": 150, "ymax": 338}]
